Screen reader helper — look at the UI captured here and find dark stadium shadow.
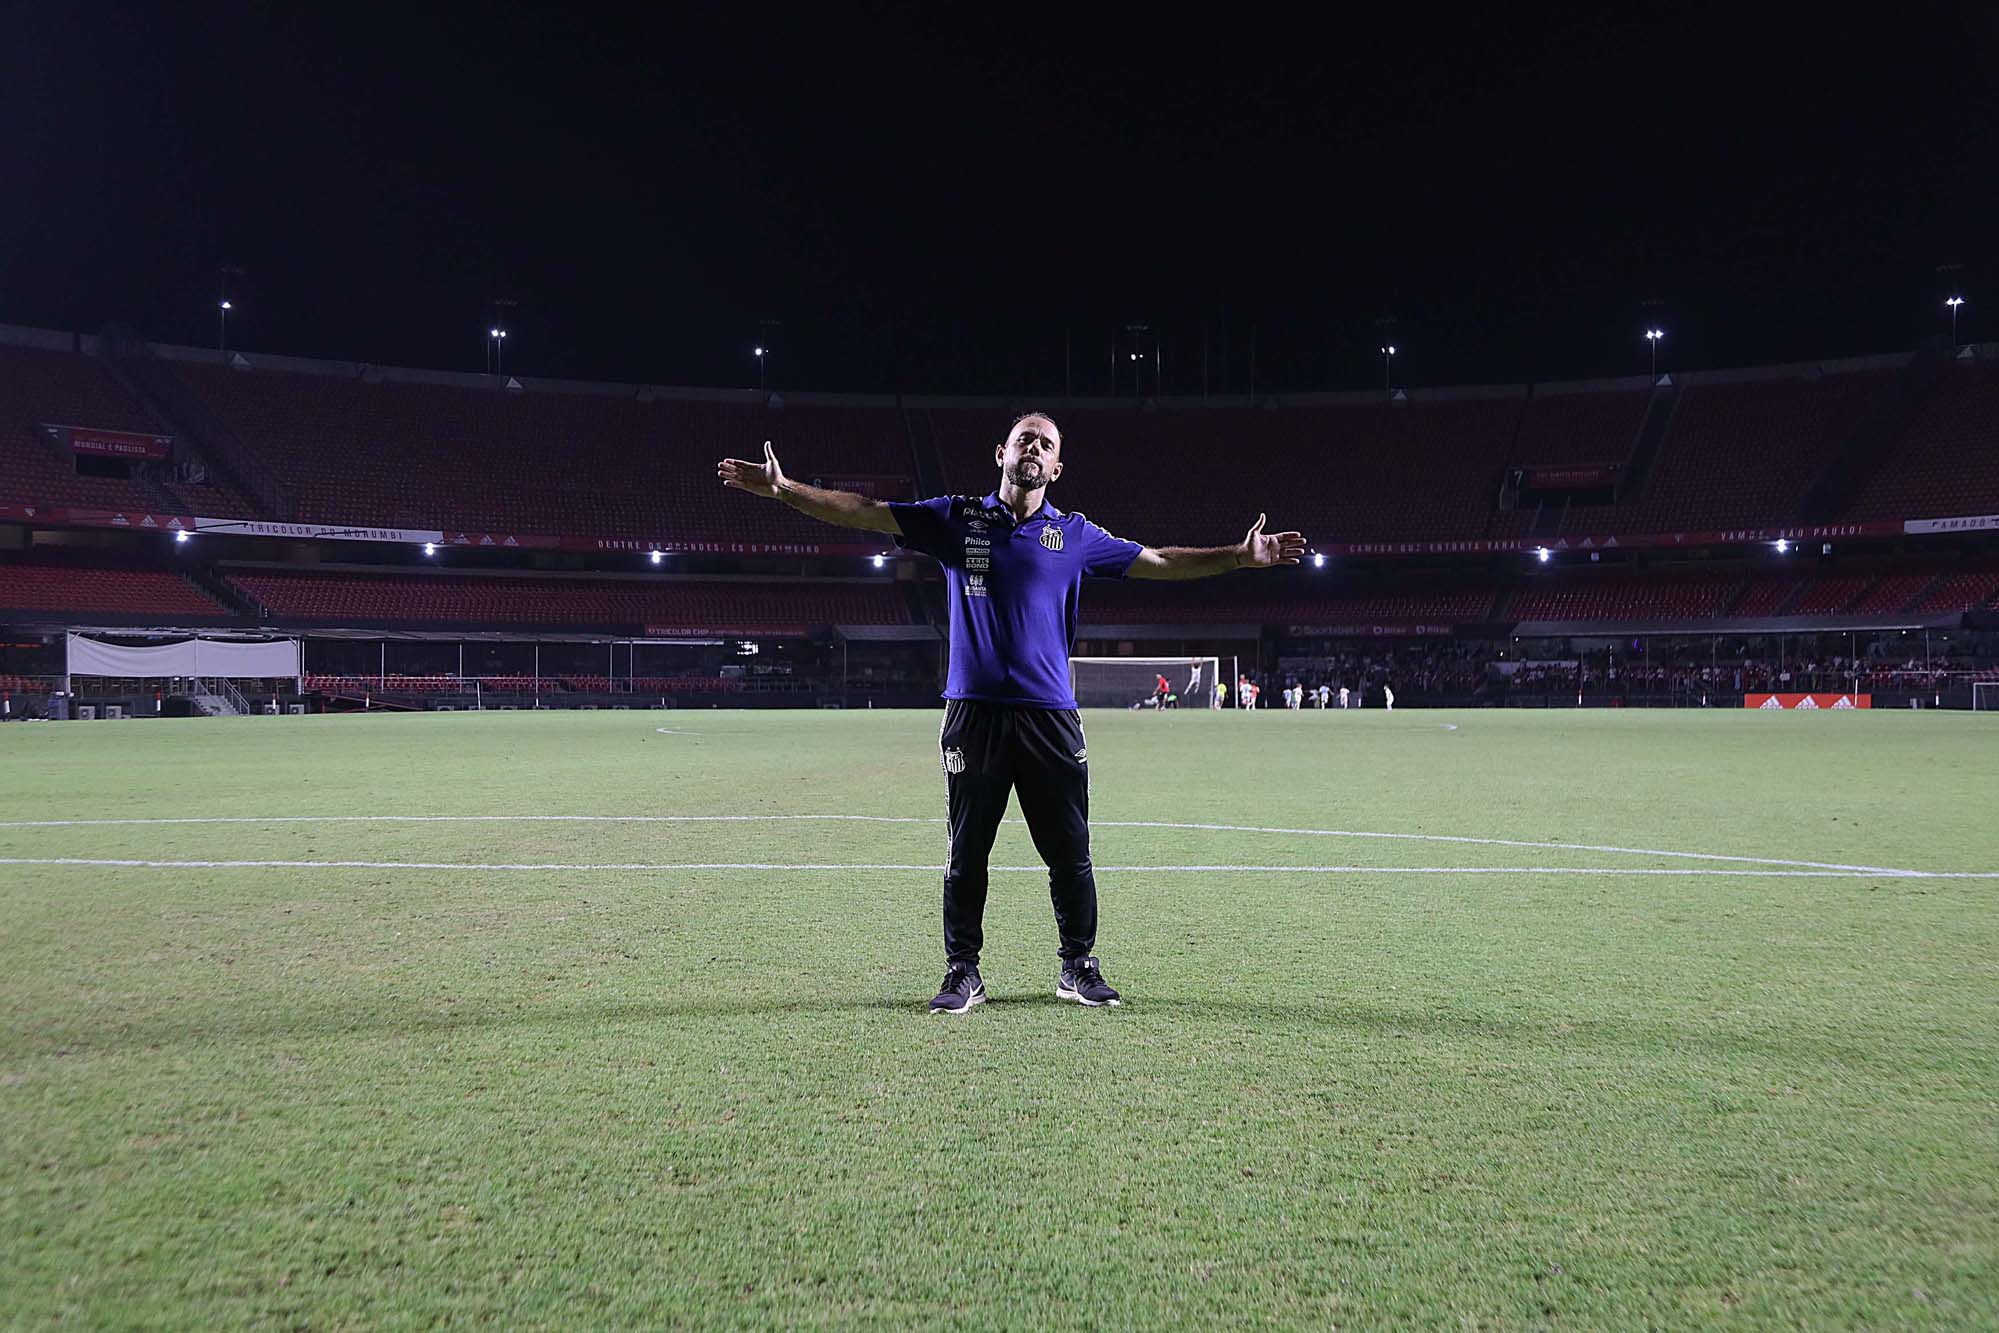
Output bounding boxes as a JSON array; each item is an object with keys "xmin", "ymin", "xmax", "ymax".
[
  {"xmin": 1126, "ymin": 993, "xmax": 1861, "ymax": 1064},
  {"xmin": 31, "ymin": 992, "xmax": 1904, "ymax": 1070}
]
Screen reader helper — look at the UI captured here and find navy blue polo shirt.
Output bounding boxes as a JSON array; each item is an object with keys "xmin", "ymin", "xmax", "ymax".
[{"xmin": 888, "ymin": 490, "xmax": 1144, "ymax": 709}]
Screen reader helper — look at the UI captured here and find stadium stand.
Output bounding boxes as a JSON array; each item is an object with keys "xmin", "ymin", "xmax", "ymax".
[
  {"xmin": 1622, "ymin": 370, "xmax": 1892, "ymax": 532},
  {"xmin": 165, "ymin": 363, "xmax": 914, "ymax": 542},
  {"xmin": 0, "ymin": 548, "xmax": 228, "ymax": 617},
  {"xmin": 1508, "ymin": 387, "xmax": 1651, "ymax": 467},
  {"xmin": 1076, "ymin": 575, "xmax": 1497, "ymax": 625},
  {"xmin": 1843, "ymin": 361, "xmax": 1999, "ymax": 521},
  {"xmin": 1505, "ymin": 568, "xmax": 1744, "ymax": 622},
  {"xmin": 926, "ymin": 397, "xmax": 1526, "ymax": 546},
  {"xmin": 0, "ymin": 345, "xmax": 262, "ymax": 518},
  {"xmin": 0, "ymin": 345, "xmax": 168, "ymax": 511},
  {"xmin": 1487, "ymin": 386, "xmax": 1651, "ymax": 538},
  {"xmin": 1914, "ymin": 565, "xmax": 1999, "ymax": 613},
  {"xmin": 224, "ymin": 568, "xmax": 911, "ymax": 632}
]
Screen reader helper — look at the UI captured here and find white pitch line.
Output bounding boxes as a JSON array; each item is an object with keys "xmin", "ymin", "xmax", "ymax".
[
  {"xmin": 0, "ymin": 812, "xmax": 1924, "ymax": 876},
  {"xmin": 652, "ymin": 727, "xmax": 703, "ymax": 735},
  {"xmin": 2, "ymin": 858, "xmax": 1995, "ymax": 878},
  {"xmin": 1093, "ymin": 820, "xmax": 1922, "ymax": 878}
]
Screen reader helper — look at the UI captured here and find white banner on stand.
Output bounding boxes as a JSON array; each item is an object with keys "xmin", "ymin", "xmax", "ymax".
[{"xmin": 66, "ymin": 634, "xmax": 300, "ymax": 678}]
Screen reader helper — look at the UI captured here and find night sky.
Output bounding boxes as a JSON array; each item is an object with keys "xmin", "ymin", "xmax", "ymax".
[{"xmin": 3, "ymin": 4, "xmax": 1992, "ymax": 395}]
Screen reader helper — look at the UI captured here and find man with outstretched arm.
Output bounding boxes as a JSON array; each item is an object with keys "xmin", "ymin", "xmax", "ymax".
[{"xmin": 718, "ymin": 413, "xmax": 1305, "ymax": 1013}]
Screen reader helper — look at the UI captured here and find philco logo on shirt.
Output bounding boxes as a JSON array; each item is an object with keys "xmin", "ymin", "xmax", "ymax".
[
  {"xmin": 1040, "ymin": 525, "xmax": 1064, "ymax": 552},
  {"xmin": 964, "ymin": 532, "xmax": 991, "ymax": 572}
]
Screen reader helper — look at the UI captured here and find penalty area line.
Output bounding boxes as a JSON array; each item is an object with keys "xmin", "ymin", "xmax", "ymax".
[
  {"xmin": 0, "ymin": 812, "xmax": 1924, "ymax": 876},
  {"xmin": 1, "ymin": 858, "xmax": 1994, "ymax": 878}
]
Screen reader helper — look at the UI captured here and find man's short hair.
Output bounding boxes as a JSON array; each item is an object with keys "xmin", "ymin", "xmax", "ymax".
[{"xmin": 1010, "ymin": 411, "xmax": 1060, "ymax": 439}]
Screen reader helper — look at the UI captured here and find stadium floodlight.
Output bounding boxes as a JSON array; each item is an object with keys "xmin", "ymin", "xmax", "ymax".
[
  {"xmin": 174, "ymin": 529, "xmax": 190, "ymax": 544},
  {"xmin": 423, "ymin": 542, "xmax": 436, "ymax": 556},
  {"xmin": 754, "ymin": 346, "xmax": 764, "ymax": 356},
  {"xmin": 1312, "ymin": 552, "xmax": 1326, "ymax": 568},
  {"xmin": 1380, "ymin": 345, "xmax": 1396, "ymax": 393},
  {"xmin": 1774, "ymin": 538, "xmax": 1790, "ymax": 554},
  {"xmin": 1535, "ymin": 546, "xmax": 1551, "ymax": 563},
  {"xmin": 1645, "ymin": 328, "xmax": 1665, "ymax": 380},
  {"xmin": 649, "ymin": 549, "xmax": 663, "ymax": 565},
  {"xmin": 871, "ymin": 553, "xmax": 886, "ymax": 569},
  {"xmin": 1946, "ymin": 296, "xmax": 1965, "ymax": 346},
  {"xmin": 218, "ymin": 300, "xmax": 233, "ymax": 356},
  {"xmin": 220, "ymin": 300, "xmax": 232, "ymax": 310}
]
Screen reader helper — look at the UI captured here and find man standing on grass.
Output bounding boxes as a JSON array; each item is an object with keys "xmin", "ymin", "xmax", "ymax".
[{"xmin": 719, "ymin": 413, "xmax": 1304, "ymax": 1014}]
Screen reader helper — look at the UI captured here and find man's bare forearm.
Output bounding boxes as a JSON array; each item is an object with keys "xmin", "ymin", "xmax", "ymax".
[
  {"xmin": 773, "ymin": 479, "xmax": 899, "ymax": 534},
  {"xmin": 1132, "ymin": 544, "xmax": 1246, "ymax": 580}
]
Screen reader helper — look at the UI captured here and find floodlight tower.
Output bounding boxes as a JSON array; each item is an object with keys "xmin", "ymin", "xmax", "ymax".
[
  {"xmin": 1380, "ymin": 345, "xmax": 1396, "ymax": 394},
  {"xmin": 488, "ymin": 327, "xmax": 508, "ymax": 375},
  {"xmin": 1946, "ymin": 296, "xmax": 1965, "ymax": 347},
  {"xmin": 1645, "ymin": 328, "xmax": 1665, "ymax": 381},
  {"xmin": 218, "ymin": 300, "xmax": 233, "ymax": 357}
]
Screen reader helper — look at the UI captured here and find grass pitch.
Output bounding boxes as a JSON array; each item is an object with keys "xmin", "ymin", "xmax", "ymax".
[{"xmin": 2, "ymin": 707, "xmax": 1996, "ymax": 1328}]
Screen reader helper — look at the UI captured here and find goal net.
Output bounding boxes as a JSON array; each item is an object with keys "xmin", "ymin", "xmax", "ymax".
[
  {"xmin": 1975, "ymin": 681, "xmax": 1999, "ymax": 712},
  {"xmin": 1070, "ymin": 656, "xmax": 1221, "ymax": 710}
]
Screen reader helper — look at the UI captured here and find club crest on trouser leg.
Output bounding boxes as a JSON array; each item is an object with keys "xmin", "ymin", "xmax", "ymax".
[
  {"xmin": 942, "ymin": 747, "xmax": 966, "ymax": 774},
  {"xmin": 1040, "ymin": 525, "xmax": 1063, "ymax": 551}
]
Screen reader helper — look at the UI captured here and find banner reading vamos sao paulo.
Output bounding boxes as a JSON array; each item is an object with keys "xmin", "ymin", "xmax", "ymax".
[{"xmin": 1744, "ymin": 693, "xmax": 1873, "ymax": 709}]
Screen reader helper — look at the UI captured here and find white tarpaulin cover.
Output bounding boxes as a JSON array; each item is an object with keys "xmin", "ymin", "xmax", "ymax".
[{"xmin": 66, "ymin": 634, "xmax": 300, "ymax": 678}]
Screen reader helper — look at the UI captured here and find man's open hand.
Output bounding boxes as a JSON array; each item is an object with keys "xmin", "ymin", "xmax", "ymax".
[
  {"xmin": 717, "ymin": 441, "xmax": 786, "ymax": 499},
  {"xmin": 1238, "ymin": 513, "xmax": 1307, "ymax": 568}
]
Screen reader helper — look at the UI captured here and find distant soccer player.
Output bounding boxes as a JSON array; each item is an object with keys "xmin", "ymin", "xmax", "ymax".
[
  {"xmin": 1338, "ymin": 684, "xmax": 1350, "ymax": 709},
  {"xmin": 718, "ymin": 415, "xmax": 1304, "ymax": 1013},
  {"xmin": 1187, "ymin": 659, "xmax": 1202, "ymax": 700},
  {"xmin": 1214, "ymin": 678, "xmax": 1228, "ymax": 710},
  {"xmin": 1153, "ymin": 672, "xmax": 1171, "ymax": 714},
  {"xmin": 1384, "ymin": 683, "xmax": 1396, "ymax": 712}
]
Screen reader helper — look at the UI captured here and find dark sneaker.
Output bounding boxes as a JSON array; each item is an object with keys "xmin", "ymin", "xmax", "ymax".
[
  {"xmin": 1056, "ymin": 956, "xmax": 1121, "ymax": 1007},
  {"xmin": 929, "ymin": 965, "xmax": 986, "ymax": 1015}
]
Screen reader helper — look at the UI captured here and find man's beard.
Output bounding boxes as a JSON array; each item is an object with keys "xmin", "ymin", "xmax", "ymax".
[{"xmin": 1005, "ymin": 460, "xmax": 1048, "ymax": 489}]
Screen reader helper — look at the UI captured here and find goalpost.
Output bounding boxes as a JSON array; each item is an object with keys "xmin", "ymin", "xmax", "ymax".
[
  {"xmin": 1974, "ymin": 681, "xmax": 1999, "ymax": 712},
  {"xmin": 1070, "ymin": 655, "xmax": 1224, "ymax": 710}
]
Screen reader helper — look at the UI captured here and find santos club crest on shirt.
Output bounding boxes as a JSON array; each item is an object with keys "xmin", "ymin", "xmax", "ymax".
[{"xmin": 1040, "ymin": 525, "xmax": 1064, "ymax": 552}]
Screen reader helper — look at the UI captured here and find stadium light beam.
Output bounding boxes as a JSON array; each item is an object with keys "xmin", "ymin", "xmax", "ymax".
[
  {"xmin": 649, "ymin": 549, "xmax": 663, "ymax": 565},
  {"xmin": 1774, "ymin": 538, "xmax": 1790, "ymax": 554},
  {"xmin": 1312, "ymin": 552, "xmax": 1326, "ymax": 569},
  {"xmin": 1535, "ymin": 546, "xmax": 1551, "ymax": 564},
  {"xmin": 1946, "ymin": 296, "xmax": 1965, "ymax": 346},
  {"xmin": 871, "ymin": 553, "xmax": 886, "ymax": 569},
  {"xmin": 174, "ymin": 529, "xmax": 190, "ymax": 544},
  {"xmin": 422, "ymin": 542, "xmax": 436, "ymax": 556}
]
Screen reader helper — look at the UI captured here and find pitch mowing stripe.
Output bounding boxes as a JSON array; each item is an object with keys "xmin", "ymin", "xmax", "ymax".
[
  {"xmin": 2, "ymin": 858, "xmax": 1994, "ymax": 877},
  {"xmin": 0, "ymin": 813, "xmax": 1925, "ymax": 876}
]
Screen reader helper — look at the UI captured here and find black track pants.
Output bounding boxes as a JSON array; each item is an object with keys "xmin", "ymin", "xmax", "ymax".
[{"xmin": 937, "ymin": 699, "xmax": 1096, "ymax": 966}]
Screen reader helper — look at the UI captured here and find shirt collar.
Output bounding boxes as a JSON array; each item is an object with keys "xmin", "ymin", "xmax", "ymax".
[{"xmin": 983, "ymin": 491, "xmax": 1062, "ymax": 524}]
